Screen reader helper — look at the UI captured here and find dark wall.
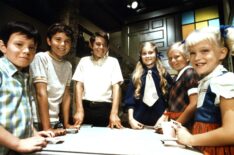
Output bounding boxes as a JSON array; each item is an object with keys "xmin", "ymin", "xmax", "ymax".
[{"xmin": 0, "ymin": 1, "xmax": 48, "ymax": 51}]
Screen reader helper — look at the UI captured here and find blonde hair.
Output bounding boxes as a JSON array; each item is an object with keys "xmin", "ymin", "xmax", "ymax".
[
  {"xmin": 185, "ymin": 26, "xmax": 234, "ymax": 59},
  {"xmin": 168, "ymin": 41, "xmax": 189, "ymax": 59},
  {"xmin": 185, "ymin": 27, "xmax": 223, "ymax": 50},
  {"xmin": 226, "ymin": 27, "xmax": 234, "ymax": 53},
  {"xmin": 132, "ymin": 42, "xmax": 168, "ymax": 99}
]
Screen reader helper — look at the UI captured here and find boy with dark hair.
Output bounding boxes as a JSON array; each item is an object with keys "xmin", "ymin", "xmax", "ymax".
[
  {"xmin": 30, "ymin": 23, "xmax": 78, "ymax": 136},
  {"xmin": 0, "ymin": 21, "xmax": 53, "ymax": 155}
]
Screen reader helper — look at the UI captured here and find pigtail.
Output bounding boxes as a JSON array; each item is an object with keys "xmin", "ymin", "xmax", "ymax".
[{"xmin": 225, "ymin": 27, "xmax": 234, "ymax": 54}]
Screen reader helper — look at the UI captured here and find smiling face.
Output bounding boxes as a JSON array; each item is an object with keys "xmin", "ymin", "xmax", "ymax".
[
  {"xmin": 0, "ymin": 32, "xmax": 36, "ymax": 70},
  {"xmin": 47, "ymin": 32, "xmax": 72, "ymax": 59},
  {"xmin": 140, "ymin": 42, "xmax": 157, "ymax": 69},
  {"xmin": 91, "ymin": 36, "xmax": 108, "ymax": 60},
  {"xmin": 188, "ymin": 40, "xmax": 227, "ymax": 77},
  {"xmin": 168, "ymin": 49, "xmax": 189, "ymax": 72}
]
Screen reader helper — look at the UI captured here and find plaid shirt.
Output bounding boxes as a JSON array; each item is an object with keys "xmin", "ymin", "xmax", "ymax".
[
  {"xmin": 168, "ymin": 66, "xmax": 199, "ymax": 112},
  {"xmin": 0, "ymin": 57, "xmax": 33, "ymax": 155}
]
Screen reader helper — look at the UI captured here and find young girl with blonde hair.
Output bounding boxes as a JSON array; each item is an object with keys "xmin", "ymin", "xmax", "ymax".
[
  {"xmin": 176, "ymin": 26, "xmax": 234, "ymax": 155},
  {"xmin": 156, "ymin": 41, "xmax": 199, "ymax": 130},
  {"xmin": 124, "ymin": 42, "xmax": 173, "ymax": 129}
]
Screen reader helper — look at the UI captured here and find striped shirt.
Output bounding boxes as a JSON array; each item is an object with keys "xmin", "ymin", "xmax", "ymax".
[{"xmin": 0, "ymin": 57, "xmax": 33, "ymax": 155}]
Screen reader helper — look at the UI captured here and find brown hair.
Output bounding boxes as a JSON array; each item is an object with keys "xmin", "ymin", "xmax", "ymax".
[{"xmin": 89, "ymin": 31, "xmax": 109, "ymax": 47}]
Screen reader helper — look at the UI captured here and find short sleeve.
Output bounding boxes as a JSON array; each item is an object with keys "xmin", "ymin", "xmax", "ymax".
[
  {"xmin": 30, "ymin": 53, "xmax": 48, "ymax": 83},
  {"xmin": 72, "ymin": 58, "xmax": 84, "ymax": 82},
  {"xmin": 185, "ymin": 68, "xmax": 199, "ymax": 95},
  {"xmin": 111, "ymin": 59, "xmax": 123, "ymax": 85},
  {"xmin": 210, "ymin": 72, "xmax": 234, "ymax": 99}
]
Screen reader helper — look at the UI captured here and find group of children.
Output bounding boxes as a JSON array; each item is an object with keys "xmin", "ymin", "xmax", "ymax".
[
  {"xmin": 123, "ymin": 26, "xmax": 234, "ymax": 155},
  {"xmin": 0, "ymin": 21, "xmax": 124, "ymax": 154},
  {"xmin": 0, "ymin": 20, "xmax": 234, "ymax": 155}
]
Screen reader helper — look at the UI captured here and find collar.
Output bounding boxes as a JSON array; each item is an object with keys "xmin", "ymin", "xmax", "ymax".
[
  {"xmin": 1, "ymin": 56, "xmax": 19, "ymax": 77},
  {"xmin": 175, "ymin": 65, "xmax": 193, "ymax": 81},
  {"xmin": 199, "ymin": 65, "xmax": 227, "ymax": 83},
  {"xmin": 90, "ymin": 52, "xmax": 108, "ymax": 66},
  {"xmin": 48, "ymin": 51, "xmax": 64, "ymax": 62},
  {"xmin": 143, "ymin": 66, "xmax": 158, "ymax": 75}
]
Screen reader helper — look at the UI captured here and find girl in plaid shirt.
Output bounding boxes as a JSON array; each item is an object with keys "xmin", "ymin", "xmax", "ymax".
[{"xmin": 156, "ymin": 42, "xmax": 199, "ymax": 130}]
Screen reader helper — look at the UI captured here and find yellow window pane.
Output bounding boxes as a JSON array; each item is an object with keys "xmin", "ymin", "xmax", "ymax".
[
  {"xmin": 182, "ymin": 24, "xmax": 195, "ymax": 39},
  {"xmin": 195, "ymin": 6, "xmax": 219, "ymax": 22},
  {"xmin": 196, "ymin": 21, "xmax": 208, "ymax": 29}
]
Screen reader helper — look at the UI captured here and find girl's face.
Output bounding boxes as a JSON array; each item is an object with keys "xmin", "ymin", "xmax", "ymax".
[
  {"xmin": 0, "ymin": 32, "xmax": 36, "ymax": 70},
  {"xmin": 140, "ymin": 44, "xmax": 156, "ymax": 69},
  {"xmin": 189, "ymin": 40, "xmax": 227, "ymax": 77},
  {"xmin": 168, "ymin": 49, "xmax": 189, "ymax": 72},
  {"xmin": 47, "ymin": 32, "xmax": 72, "ymax": 60},
  {"xmin": 91, "ymin": 36, "xmax": 108, "ymax": 60}
]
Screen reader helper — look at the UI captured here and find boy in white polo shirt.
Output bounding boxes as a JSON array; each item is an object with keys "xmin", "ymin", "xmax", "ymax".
[{"xmin": 72, "ymin": 31, "xmax": 123, "ymax": 128}]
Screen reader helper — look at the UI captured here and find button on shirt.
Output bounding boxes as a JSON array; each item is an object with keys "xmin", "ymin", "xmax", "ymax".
[{"xmin": 0, "ymin": 57, "xmax": 33, "ymax": 155}]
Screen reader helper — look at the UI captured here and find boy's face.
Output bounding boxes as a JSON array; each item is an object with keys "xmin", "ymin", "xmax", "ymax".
[
  {"xmin": 0, "ymin": 32, "xmax": 36, "ymax": 70},
  {"xmin": 47, "ymin": 32, "xmax": 72, "ymax": 59},
  {"xmin": 91, "ymin": 36, "xmax": 108, "ymax": 60},
  {"xmin": 188, "ymin": 40, "xmax": 226, "ymax": 78}
]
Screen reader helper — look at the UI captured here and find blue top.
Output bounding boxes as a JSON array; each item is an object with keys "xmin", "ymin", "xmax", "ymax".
[
  {"xmin": 195, "ymin": 85, "xmax": 221, "ymax": 124},
  {"xmin": 123, "ymin": 66, "xmax": 173, "ymax": 126},
  {"xmin": 194, "ymin": 65, "xmax": 234, "ymax": 124}
]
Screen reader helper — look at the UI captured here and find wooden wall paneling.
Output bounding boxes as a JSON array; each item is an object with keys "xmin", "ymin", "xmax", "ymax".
[
  {"xmin": 128, "ymin": 33, "xmax": 141, "ymax": 63},
  {"xmin": 140, "ymin": 30, "xmax": 164, "ymax": 42},
  {"xmin": 125, "ymin": 13, "xmax": 182, "ymax": 76},
  {"xmin": 129, "ymin": 21, "xmax": 150, "ymax": 33},
  {"xmin": 166, "ymin": 17, "xmax": 176, "ymax": 47}
]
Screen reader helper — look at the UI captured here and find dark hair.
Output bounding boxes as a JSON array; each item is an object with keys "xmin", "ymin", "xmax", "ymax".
[
  {"xmin": 47, "ymin": 23, "xmax": 74, "ymax": 41},
  {"xmin": 0, "ymin": 21, "xmax": 41, "ymax": 46},
  {"xmin": 89, "ymin": 31, "xmax": 109, "ymax": 47}
]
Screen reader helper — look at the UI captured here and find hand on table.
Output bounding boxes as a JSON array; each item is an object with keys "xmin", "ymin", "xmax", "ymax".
[
  {"xmin": 129, "ymin": 118, "xmax": 144, "ymax": 129},
  {"xmin": 15, "ymin": 136, "xmax": 47, "ymax": 153},
  {"xmin": 48, "ymin": 128, "xmax": 66, "ymax": 136},
  {"xmin": 73, "ymin": 111, "xmax": 84, "ymax": 128},
  {"xmin": 65, "ymin": 124, "xmax": 80, "ymax": 130},
  {"xmin": 175, "ymin": 126, "xmax": 192, "ymax": 146},
  {"xmin": 154, "ymin": 114, "xmax": 169, "ymax": 129},
  {"xmin": 35, "ymin": 130, "xmax": 55, "ymax": 138},
  {"xmin": 108, "ymin": 113, "xmax": 123, "ymax": 129}
]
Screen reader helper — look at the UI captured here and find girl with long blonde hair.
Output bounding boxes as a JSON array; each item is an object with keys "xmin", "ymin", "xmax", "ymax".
[{"xmin": 124, "ymin": 42, "xmax": 173, "ymax": 129}]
